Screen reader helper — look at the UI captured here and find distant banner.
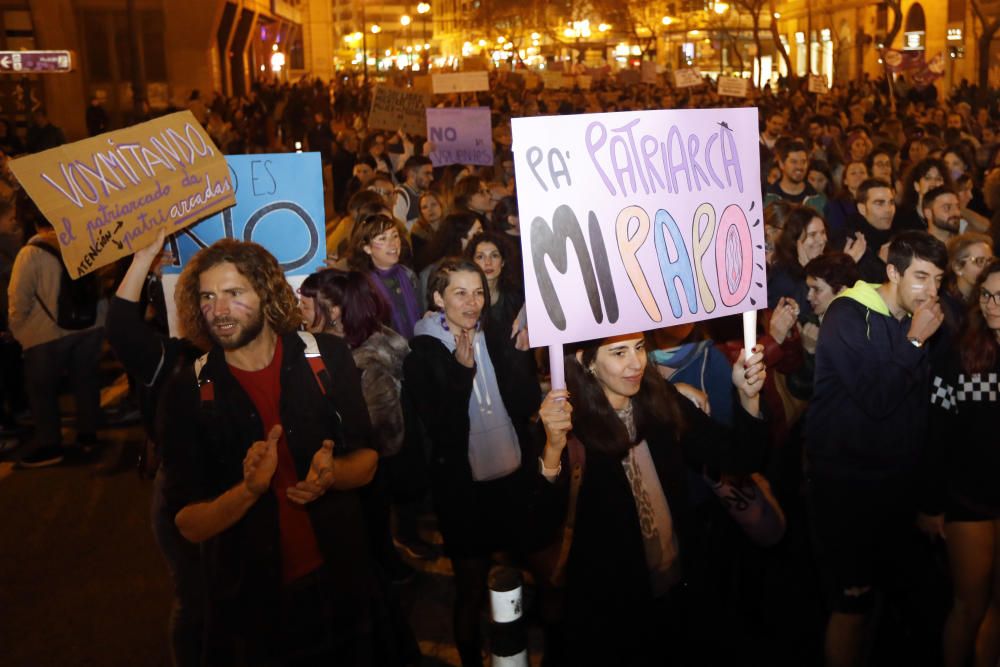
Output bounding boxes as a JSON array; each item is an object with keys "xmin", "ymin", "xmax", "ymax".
[
  {"xmin": 511, "ymin": 108, "xmax": 766, "ymax": 347},
  {"xmin": 541, "ymin": 71, "xmax": 565, "ymax": 90},
  {"xmin": 426, "ymin": 107, "xmax": 494, "ymax": 167},
  {"xmin": 807, "ymin": 74, "xmax": 829, "ymax": 94},
  {"xmin": 717, "ymin": 76, "xmax": 750, "ymax": 98},
  {"xmin": 641, "ymin": 61, "xmax": 658, "ymax": 85},
  {"xmin": 432, "ymin": 71, "xmax": 489, "ymax": 94},
  {"xmin": 882, "ymin": 48, "xmax": 925, "ymax": 73},
  {"xmin": 161, "ymin": 152, "xmax": 326, "ymax": 335},
  {"xmin": 912, "ymin": 53, "xmax": 946, "ymax": 88},
  {"xmin": 369, "ymin": 85, "xmax": 429, "ymax": 137},
  {"xmin": 9, "ymin": 110, "xmax": 232, "ymax": 277},
  {"xmin": 674, "ymin": 68, "xmax": 703, "ymax": 88}
]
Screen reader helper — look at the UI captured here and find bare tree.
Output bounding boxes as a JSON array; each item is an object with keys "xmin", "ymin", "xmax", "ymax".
[
  {"xmin": 733, "ymin": 0, "xmax": 767, "ymax": 86},
  {"xmin": 591, "ymin": 0, "xmax": 660, "ymax": 58},
  {"xmin": 971, "ymin": 0, "xmax": 1000, "ymax": 88},
  {"xmin": 768, "ymin": 0, "xmax": 793, "ymax": 83}
]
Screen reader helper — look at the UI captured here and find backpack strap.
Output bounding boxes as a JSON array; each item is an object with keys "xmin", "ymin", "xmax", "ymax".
[
  {"xmin": 298, "ymin": 330, "xmax": 331, "ymax": 396},
  {"xmin": 28, "ymin": 240, "xmax": 61, "ymax": 324},
  {"xmin": 549, "ymin": 435, "xmax": 586, "ymax": 587},
  {"xmin": 194, "ymin": 352, "xmax": 214, "ymax": 403}
]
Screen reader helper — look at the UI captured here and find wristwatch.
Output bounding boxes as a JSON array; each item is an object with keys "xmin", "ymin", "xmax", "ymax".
[{"xmin": 907, "ymin": 337, "xmax": 923, "ymax": 348}]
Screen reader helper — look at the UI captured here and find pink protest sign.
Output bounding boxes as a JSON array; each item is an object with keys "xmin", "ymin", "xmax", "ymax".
[
  {"xmin": 512, "ymin": 108, "xmax": 765, "ymax": 348},
  {"xmin": 426, "ymin": 107, "xmax": 494, "ymax": 167}
]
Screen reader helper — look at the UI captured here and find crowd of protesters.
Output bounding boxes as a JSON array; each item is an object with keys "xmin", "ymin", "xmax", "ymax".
[{"xmin": 1, "ymin": 66, "xmax": 1000, "ymax": 666}]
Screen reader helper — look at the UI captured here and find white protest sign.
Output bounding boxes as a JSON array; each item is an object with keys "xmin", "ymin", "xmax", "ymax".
[
  {"xmin": 808, "ymin": 74, "xmax": 829, "ymax": 95},
  {"xmin": 432, "ymin": 71, "xmax": 490, "ymax": 94},
  {"xmin": 511, "ymin": 108, "xmax": 766, "ymax": 348},
  {"xmin": 641, "ymin": 61, "xmax": 658, "ymax": 84},
  {"xmin": 717, "ymin": 76, "xmax": 750, "ymax": 98},
  {"xmin": 674, "ymin": 68, "xmax": 703, "ymax": 88}
]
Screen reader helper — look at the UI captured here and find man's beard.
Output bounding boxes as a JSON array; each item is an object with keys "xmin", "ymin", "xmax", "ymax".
[
  {"xmin": 935, "ymin": 215, "xmax": 961, "ymax": 233},
  {"xmin": 209, "ymin": 309, "xmax": 265, "ymax": 350}
]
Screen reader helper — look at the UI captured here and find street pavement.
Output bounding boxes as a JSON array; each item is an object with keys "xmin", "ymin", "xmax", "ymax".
[{"xmin": 0, "ymin": 420, "xmax": 542, "ymax": 666}]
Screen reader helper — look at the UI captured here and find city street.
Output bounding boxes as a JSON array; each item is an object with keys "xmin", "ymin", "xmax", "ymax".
[{"xmin": 0, "ymin": 421, "xmax": 540, "ymax": 666}]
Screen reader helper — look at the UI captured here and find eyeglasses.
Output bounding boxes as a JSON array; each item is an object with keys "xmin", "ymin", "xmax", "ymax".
[
  {"xmin": 980, "ymin": 289, "xmax": 1000, "ymax": 306},
  {"xmin": 962, "ymin": 256, "xmax": 992, "ymax": 268}
]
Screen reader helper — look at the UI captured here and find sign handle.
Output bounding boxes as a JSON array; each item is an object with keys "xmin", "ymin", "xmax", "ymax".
[
  {"xmin": 549, "ymin": 344, "xmax": 565, "ymax": 391},
  {"xmin": 742, "ymin": 310, "xmax": 757, "ymax": 361}
]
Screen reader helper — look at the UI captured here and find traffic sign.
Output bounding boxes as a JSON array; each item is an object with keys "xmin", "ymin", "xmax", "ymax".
[{"xmin": 0, "ymin": 50, "xmax": 73, "ymax": 74}]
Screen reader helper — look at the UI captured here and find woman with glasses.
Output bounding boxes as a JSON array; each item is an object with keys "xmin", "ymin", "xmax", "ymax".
[
  {"xmin": 929, "ymin": 258, "xmax": 1000, "ymax": 667},
  {"xmin": 348, "ymin": 214, "xmax": 421, "ymax": 339}
]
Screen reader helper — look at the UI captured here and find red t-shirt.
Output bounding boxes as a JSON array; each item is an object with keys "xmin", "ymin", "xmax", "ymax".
[{"xmin": 229, "ymin": 337, "xmax": 325, "ymax": 584}]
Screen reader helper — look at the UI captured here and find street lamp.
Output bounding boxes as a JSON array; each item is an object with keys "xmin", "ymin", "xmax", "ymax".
[
  {"xmin": 400, "ymin": 15, "xmax": 412, "ymax": 69},
  {"xmin": 372, "ymin": 24, "xmax": 382, "ymax": 73},
  {"xmin": 417, "ymin": 2, "xmax": 431, "ymax": 70}
]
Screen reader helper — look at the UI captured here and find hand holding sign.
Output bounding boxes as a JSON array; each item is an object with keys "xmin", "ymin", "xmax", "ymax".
[{"xmin": 10, "ymin": 111, "xmax": 232, "ymax": 278}]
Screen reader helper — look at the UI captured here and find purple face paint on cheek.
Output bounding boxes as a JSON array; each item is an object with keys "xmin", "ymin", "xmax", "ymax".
[
  {"xmin": 231, "ymin": 300, "xmax": 254, "ymax": 313},
  {"xmin": 200, "ymin": 302, "xmax": 213, "ymax": 317}
]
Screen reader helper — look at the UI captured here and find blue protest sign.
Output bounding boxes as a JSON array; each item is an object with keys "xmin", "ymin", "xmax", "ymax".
[
  {"xmin": 163, "ymin": 152, "xmax": 325, "ymax": 275},
  {"xmin": 426, "ymin": 107, "xmax": 494, "ymax": 167}
]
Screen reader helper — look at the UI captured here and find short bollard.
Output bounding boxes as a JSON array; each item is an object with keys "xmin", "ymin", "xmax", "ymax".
[{"xmin": 489, "ymin": 567, "xmax": 527, "ymax": 666}]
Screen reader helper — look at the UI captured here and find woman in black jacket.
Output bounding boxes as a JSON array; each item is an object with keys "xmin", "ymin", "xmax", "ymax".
[
  {"xmin": 930, "ymin": 259, "xmax": 1000, "ymax": 667},
  {"xmin": 536, "ymin": 333, "xmax": 767, "ymax": 664},
  {"xmin": 403, "ymin": 257, "xmax": 542, "ymax": 667}
]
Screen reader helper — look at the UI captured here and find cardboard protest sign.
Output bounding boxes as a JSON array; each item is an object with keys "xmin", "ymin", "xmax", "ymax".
[
  {"xmin": 161, "ymin": 152, "xmax": 327, "ymax": 335},
  {"xmin": 541, "ymin": 71, "xmax": 565, "ymax": 90},
  {"xmin": 432, "ymin": 71, "xmax": 489, "ymax": 94},
  {"xmin": 617, "ymin": 69, "xmax": 641, "ymax": 86},
  {"xmin": 511, "ymin": 108, "xmax": 765, "ymax": 348},
  {"xmin": 369, "ymin": 85, "xmax": 429, "ymax": 137},
  {"xmin": 640, "ymin": 61, "xmax": 658, "ymax": 84},
  {"xmin": 426, "ymin": 107, "xmax": 494, "ymax": 167},
  {"xmin": 717, "ymin": 76, "xmax": 750, "ymax": 98},
  {"xmin": 9, "ymin": 110, "xmax": 232, "ymax": 278},
  {"xmin": 807, "ymin": 74, "xmax": 829, "ymax": 95},
  {"xmin": 673, "ymin": 68, "xmax": 703, "ymax": 88}
]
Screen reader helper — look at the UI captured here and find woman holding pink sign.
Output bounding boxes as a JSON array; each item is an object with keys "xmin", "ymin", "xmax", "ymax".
[{"xmin": 536, "ymin": 333, "xmax": 768, "ymax": 664}]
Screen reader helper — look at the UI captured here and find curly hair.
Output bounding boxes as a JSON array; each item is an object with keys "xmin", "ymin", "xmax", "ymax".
[
  {"xmin": 464, "ymin": 230, "xmax": 522, "ymax": 296},
  {"xmin": 175, "ymin": 238, "xmax": 302, "ymax": 350}
]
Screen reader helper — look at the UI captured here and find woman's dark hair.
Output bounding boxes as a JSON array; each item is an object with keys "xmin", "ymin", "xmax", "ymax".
[
  {"xmin": 943, "ymin": 143, "xmax": 977, "ymax": 179},
  {"xmin": 774, "ymin": 204, "xmax": 826, "ymax": 273},
  {"xmin": 452, "ymin": 175, "xmax": 485, "ymax": 212},
  {"xmin": 355, "ymin": 154, "xmax": 378, "ymax": 170},
  {"xmin": 803, "ymin": 252, "xmax": 860, "ymax": 292},
  {"xmin": 425, "ymin": 257, "xmax": 489, "ymax": 326},
  {"xmin": 419, "ymin": 212, "xmax": 481, "ymax": 268},
  {"xmin": 360, "ymin": 132, "xmax": 385, "ymax": 155},
  {"xmin": 564, "ymin": 335, "xmax": 687, "ymax": 459},
  {"xmin": 901, "ymin": 157, "xmax": 950, "ymax": 209},
  {"xmin": 347, "ymin": 213, "xmax": 398, "ymax": 271},
  {"xmin": 346, "ymin": 190, "xmax": 385, "ymax": 218},
  {"xmin": 866, "ymin": 145, "xmax": 897, "ymax": 186},
  {"xmin": 464, "ymin": 230, "xmax": 521, "ymax": 295},
  {"xmin": 491, "ymin": 195, "xmax": 518, "ymax": 232},
  {"xmin": 808, "ymin": 159, "xmax": 835, "ymax": 199},
  {"xmin": 300, "ymin": 269, "xmax": 390, "ymax": 348},
  {"xmin": 960, "ymin": 259, "xmax": 1000, "ymax": 374}
]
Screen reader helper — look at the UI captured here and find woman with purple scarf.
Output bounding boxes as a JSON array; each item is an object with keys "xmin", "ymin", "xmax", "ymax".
[{"xmin": 348, "ymin": 214, "xmax": 422, "ymax": 338}]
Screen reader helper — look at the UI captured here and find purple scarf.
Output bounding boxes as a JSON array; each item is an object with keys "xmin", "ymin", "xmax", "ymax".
[{"xmin": 371, "ymin": 264, "xmax": 420, "ymax": 338}]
